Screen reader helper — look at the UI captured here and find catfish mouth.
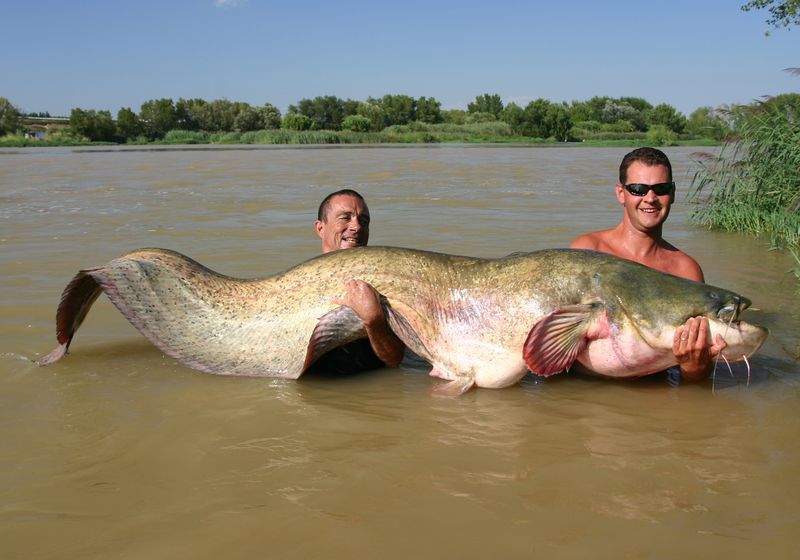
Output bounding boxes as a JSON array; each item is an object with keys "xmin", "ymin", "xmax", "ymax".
[{"xmin": 714, "ymin": 295, "xmax": 751, "ymax": 325}]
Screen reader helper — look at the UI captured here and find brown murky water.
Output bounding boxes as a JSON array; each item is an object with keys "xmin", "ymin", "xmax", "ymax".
[{"xmin": 1, "ymin": 145, "xmax": 798, "ymax": 558}]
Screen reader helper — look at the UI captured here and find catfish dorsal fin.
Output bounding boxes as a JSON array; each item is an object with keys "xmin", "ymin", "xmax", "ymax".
[{"xmin": 524, "ymin": 304, "xmax": 598, "ymax": 377}]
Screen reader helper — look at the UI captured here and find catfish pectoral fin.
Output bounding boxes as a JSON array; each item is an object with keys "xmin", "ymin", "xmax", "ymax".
[
  {"xmin": 384, "ymin": 305, "xmax": 432, "ymax": 363},
  {"xmin": 524, "ymin": 304, "xmax": 597, "ymax": 377},
  {"xmin": 35, "ymin": 268, "xmax": 104, "ymax": 366},
  {"xmin": 303, "ymin": 305, "xmax": 368, "ymax": 369}
]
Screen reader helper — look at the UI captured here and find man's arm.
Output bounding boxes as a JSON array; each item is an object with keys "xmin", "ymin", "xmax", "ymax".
[
  {"xmin": 673, "ymin": 316, "xmax": 728, "ymax": 381},
  {"xmin": 340, "ymin": 279, "xmax": 405, "ymax": 367}
]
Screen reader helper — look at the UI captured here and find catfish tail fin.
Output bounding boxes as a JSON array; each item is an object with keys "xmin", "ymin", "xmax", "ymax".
[{"xmin": 35, "ymin": 268, "xmax": 103, "ymax": 365}]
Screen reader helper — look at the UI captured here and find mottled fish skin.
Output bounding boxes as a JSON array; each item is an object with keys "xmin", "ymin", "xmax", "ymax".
[{"xmin": 36, "ymin": 247, "xmax": 768, "ymax": 392}]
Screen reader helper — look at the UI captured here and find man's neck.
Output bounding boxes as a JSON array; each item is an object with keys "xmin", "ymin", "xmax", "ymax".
[{"xmin": 614, "ymin": 222, "xmax": 666, "ymax": 260}]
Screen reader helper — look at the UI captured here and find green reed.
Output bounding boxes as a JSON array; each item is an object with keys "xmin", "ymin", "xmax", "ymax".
[{"xmin": 688, "ymin": 105, "xmax": 800, "ymax": 278}]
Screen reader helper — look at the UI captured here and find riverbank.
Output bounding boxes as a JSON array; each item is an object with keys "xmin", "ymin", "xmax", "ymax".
[
  {"xmin": 0, "ymin": 136, "xmax": 720, "ymax": 149},
  {"xmin": 0, "ymin": 126, "xmax": 720, "ymax": 148}
]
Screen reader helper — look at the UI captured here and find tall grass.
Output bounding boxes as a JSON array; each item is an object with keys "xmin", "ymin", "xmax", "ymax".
[
  {"xmin": 688, "ymin": 104, "xmax": 800, "ymax": 278},
  {"xmin": 163, "ymin": 130, "xmax": 210, "ymax": 144},
  {"xmin": 159, "ymin": 128, "xmax": 410, "ymax": 145}
]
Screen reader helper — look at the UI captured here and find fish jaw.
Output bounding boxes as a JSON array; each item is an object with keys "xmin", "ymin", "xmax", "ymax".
[
  {"xmin": 710, "ymin": 320, "xmax": 769, "ymax": 360},
  {"xmin": 576, "ymin": 318, "xmax": 769, "ymax": 379}
]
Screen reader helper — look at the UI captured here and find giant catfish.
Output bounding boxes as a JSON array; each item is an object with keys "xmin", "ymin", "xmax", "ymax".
[{"xmin": 35, "ymin": 247, "xmax": 768, "ymax": 393}]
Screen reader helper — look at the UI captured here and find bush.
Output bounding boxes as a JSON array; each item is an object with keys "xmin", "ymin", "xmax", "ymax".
[
  {"xmin": 646, "ymin": 125, "xmax": 677, "ymax": 146},
  {"xmin": 442, "ymin": 109, "xmax": 468, "ymax": 125},
  {"xmin": 465, "ymin": 111, "xmax": 497, "ymax": 124},
  {"xmin": 163, "ymin": 129, "xmax": 210, "ymax": 144},
  {"xmin": 281, "ymin": 113, "xmax": 314, "ymax": 131},
  {"xmin": 341, "ymin": 115, "xmax": 372, "ymax": 132}
]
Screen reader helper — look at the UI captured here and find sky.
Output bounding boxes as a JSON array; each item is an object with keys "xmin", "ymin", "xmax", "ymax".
[{"xmin": 3, "ymin": 0, "xmax": 798, "ymax": 118}]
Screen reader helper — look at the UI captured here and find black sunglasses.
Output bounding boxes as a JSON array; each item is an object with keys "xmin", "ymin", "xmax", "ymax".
[{"xmin": 622, "ymin": 182, "xmax": 675, "ymax": 196}]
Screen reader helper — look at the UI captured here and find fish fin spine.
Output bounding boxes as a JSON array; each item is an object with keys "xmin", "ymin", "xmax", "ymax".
[{"xmin": 524, "ymin": 304, "xmax": 600, "ymax": 377}]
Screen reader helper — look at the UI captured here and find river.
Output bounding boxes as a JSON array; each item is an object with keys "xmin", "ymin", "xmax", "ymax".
[{"xmin": 1, "ymin": 144, "xmax": 798, "ymax": 558}]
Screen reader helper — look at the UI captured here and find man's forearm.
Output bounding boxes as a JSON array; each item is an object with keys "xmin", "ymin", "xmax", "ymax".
[
  {"xmin": 363, "ymin": 320, "xmax": 404, "ymax": 367},
  {"xmin": 679, "ymin": 359, "xmax": 714, "ymax": 382}
]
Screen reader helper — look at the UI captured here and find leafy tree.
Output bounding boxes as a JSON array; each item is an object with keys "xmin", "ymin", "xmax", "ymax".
[
  {"xmin": 647, "ymin": 103, "xmax": 687, "ymax": 133},
  {"xmin": 569, "ymin": 100, "xmax": 595, "ymax": 123},
  {"xmin": 281, "ymin": 113, "xmax": 313, "ymax": 131},
  {"xmin": 545, "ymin": 102, "xmax": 573, "ymax": 141},
  {"xmin": 342, "ymin": 98, "xmax": 360, "ymax": 118},
  {"xmin": 342, "ymin": 114, "xmax": 372, "ymax": 132},
  {"xmin": 572, "ymin": 96, "xmax": 614, "ymax": 122},
  {"xmin": 499, "ymin": 102, "xmax": 525, "ymax": 133},
  {"xmin": 441, "ymin": 109, "xmax": 468, "ymax": 124},
  {"xmin": 741, "ymin": 0, "xmax": 800, "ymax": 30},
  {"xmin": 0, "ymin": 97, "xmax": 21, "ymax": 135},
  {"xmin": 465, "ymin": 111, "xmax": 497, "ymax": 123},
  {"xmin": 69, "ymin": 108, "xmax": 116, "ymax": 141},
  {"xmin": 618, "ymin": 96, "xmax": 653, "ymax": 114},
  {"xmin": 372, "ymin": 94, "xmax": 416, "ymax": 126},
  {"xmin": 356, "ymin": 101, "xmax": 387, "ymax": 131},
  {"xmin": 416, "ymin": 96, "xmax": 443, "ymax": 124},
  {"xmin": 175, "ymin": 98, "xmax": 206, "ymax": 131},
  {"xmin": 763, "ymin": 92, "xmax": 800, "ymax": 115},
  {"xmin": 600, "ymin": 99, "xmax": 647, "ymax": 131},
  {"xmin": 194, "ymin": 99, "xmax": 239, "ymax": 132},
  {"xmin": 290, "ymin": 96, "xmax": 345, "ymax": 130},
  {"xmin": 116, "ymin": 107, "xmax": 143, "ymax": 139},
  {"xmin": 139, "ymin": 98, "xmax": 178, "ymax": 139},
  {"xmin": 727, "ymin": 92, "xmax": 800, "ymax": 135},
  {"xmin": 686, "ymin": 107, "xmax": 732, "ymax": 140},
  {"xmin": 521, "ymin": 98, "xmax": 553, "ymax": 137},
  {"xmin": 234, "ymin": 105, "xmax": 262, "ymax": 132},
  {"xmin": 468, "ymin": 93, "xmax": 504, "ymax": 117},
  {"xmin": 256, "ymin": 103, "xmax": 282, "ymax": 129}
]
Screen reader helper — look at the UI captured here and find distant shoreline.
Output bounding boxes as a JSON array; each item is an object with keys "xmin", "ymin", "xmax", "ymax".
[{"xmin": 0, "ymin": 136, "xmax": 720, "ymax": 150}]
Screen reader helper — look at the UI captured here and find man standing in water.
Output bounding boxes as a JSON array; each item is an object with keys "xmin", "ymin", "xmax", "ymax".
[
  {"xmin": 570, "ymin": 147, "xmax": 726, "ymax": 381},
  {"xmin": 311, "ymin": 189, "xmax": 405, "ymax": 373}
]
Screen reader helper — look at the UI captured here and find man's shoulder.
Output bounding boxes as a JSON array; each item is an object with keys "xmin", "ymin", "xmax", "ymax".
[
  {"xmin": 662, "ymin": 247, "xmax": 704, "ymax": 282},
  {"xmin": 569, "ymin": 228, "xmax": 616, "ymax": 251}
]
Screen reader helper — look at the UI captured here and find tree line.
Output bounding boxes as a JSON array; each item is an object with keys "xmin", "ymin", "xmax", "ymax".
[{"xmin": 2, "ymin": 92, "xmax": 798, "ymax": 144}]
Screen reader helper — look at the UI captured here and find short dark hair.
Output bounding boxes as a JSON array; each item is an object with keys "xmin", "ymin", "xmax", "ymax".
[
  {"xmin": 619, "ymin": 147, "xmax": 673, "ymax": 184},
  {"xmin": 317, "ymin": 189, "xmax": 366, "ymax": 221}
]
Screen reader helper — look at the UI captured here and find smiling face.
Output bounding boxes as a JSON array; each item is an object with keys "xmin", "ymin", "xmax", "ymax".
[
  {"xmin": 615, "ymin": 161, "xmax": 674, "ymax": 234},
  {"xmin": 315, "ymin": 193, "xmax": 371, "ymax": 253}
]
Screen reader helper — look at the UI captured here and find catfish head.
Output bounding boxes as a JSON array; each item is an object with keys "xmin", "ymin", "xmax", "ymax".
[{"xmin": 524, "ymin": 254, "xmax": 768, "ymax": 379}]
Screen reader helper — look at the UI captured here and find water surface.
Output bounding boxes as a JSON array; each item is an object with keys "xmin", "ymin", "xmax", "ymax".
[{"xmin": 1, "ymin": 145, "xmax": 798, "ymax": 558}]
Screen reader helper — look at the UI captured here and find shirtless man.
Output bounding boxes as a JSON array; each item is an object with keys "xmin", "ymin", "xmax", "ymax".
[
  {"xmin": 312, "ymin": 189, "xmax": 405, "ymax": 372},
  {"xmin": 570, "ymin": 147, "xmax": 726, "ymax": 381}
]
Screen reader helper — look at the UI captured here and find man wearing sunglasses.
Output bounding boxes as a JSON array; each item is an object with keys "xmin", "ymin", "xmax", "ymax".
[{"xmin": 570, "ymin": 147, "xmax": 726, "ymax": 382}]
